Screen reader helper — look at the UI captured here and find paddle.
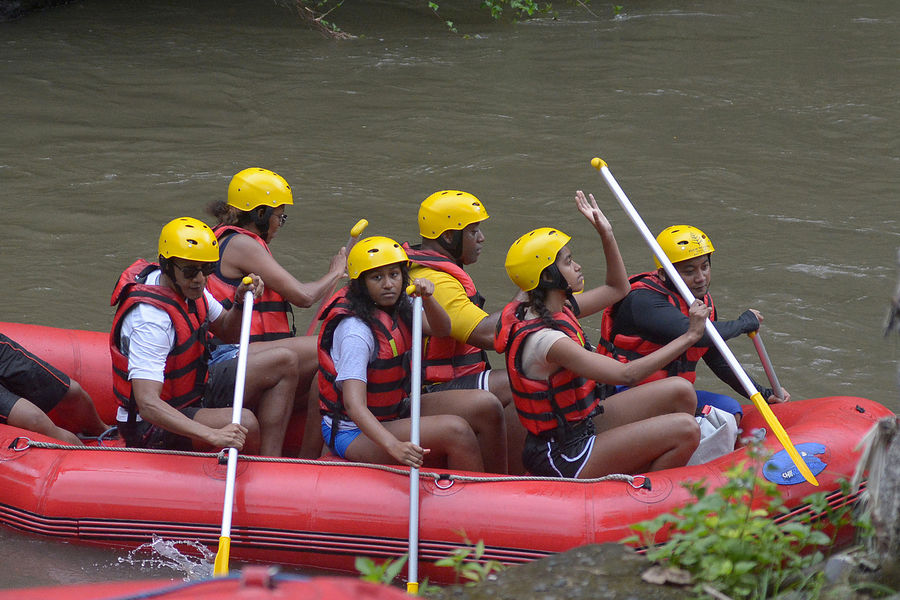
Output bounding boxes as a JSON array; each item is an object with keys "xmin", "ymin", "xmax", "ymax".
[
  {"xmin": 213, "ymin": 276, "xmax": 255, "ymax": 577},
  {"xmin": 748, "ymin": 330, "xmax": 785, "ymax": 400},
  {"xmin": 591, "ymin": 157, "xmax": 819, "ymax": 486},
  {"xmin": 304, "ymin": 219, "xmax": 369, "ymax": 336},
  {"xmin": 405, "ymin": 283, "xmax": 423, "ymax": 595}
]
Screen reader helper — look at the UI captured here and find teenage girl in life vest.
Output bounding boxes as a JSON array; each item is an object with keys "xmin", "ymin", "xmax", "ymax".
[
  {"xmin": 494, "ymin": 192, "xmax": 710, "ymax": 478},
  {"xmin": 317, "ymin": 236, "xmax": 507, "ymax": 473}
]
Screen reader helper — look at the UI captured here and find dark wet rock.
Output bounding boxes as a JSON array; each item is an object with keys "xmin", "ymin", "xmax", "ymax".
[
  {"xmin": 423, "ymin": 542, "xmax": 900, "ymax": 600},
  {"xmin": 424, "ymin": 543, "xmax": 689, "ymax": 600}
]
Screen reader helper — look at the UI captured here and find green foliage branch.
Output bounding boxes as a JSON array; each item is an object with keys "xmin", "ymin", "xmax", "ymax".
[
  {"xmin": 624, "ymin": 443, "xmax": 859, "ymax": 599},
  {"xmin": 355, "ymin": 532, "xmax": 505, "ymax": 595}
]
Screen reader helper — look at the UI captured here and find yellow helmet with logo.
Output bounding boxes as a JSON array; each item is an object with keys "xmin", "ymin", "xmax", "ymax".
[
  {"xmin": 347, "ymin": 236, "xmax": 409, "ymax": 280},
  {"xmin": 418, "ymin": 190, "xmax": 489, "ymax": 239},
  {"xmin": 227, "ymin": 168, "xmax": 294, "ymax": 211},
  {"xmin": 158, "ymin": 217, "xmax": 219, "ymax": 262},
  {"xmin": 654, "ymin": 225, "xmax": 715, "ymax": 269},
  {"xmin": 504, "ymin": 227, "xmax": 572, "ymax": 292}
]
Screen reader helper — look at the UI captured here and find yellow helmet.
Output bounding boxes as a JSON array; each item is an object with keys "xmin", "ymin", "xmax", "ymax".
[
  {"xmin": 655, "ymin": 225, "xmax": 715, "ymax": 269},
  {"xmin": 158, "ymin": 217, "xmax": 219, "ymax": 262},
  {"xmin": 504, "ymin": 227, "xmax": 571, "ymax": 292},
  {"xmin": 227, "ymin": 168, "xmax": 294, "ymax": 211},
  {"xmin": 418, "ymin": 190, "xmax": 489, "ymax": 239},
  {"xmin": 347, "ymin": 236, "xmax": 409, "ymax": 280}
]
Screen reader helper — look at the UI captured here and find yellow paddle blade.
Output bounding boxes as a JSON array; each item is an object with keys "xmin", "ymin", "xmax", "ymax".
[
  {"xmin": 407, "ymin": 581, "xmax": 419, "ymax": 595},
  {"xmin": 213, "ymin": 536, "xmax": 231, "ymax": 577},
  {"xmin": 748, "ymin": 393, "xmax": 819, "ymax": 486},
  {"xmin": 350, "ymin": 219, "xmax": 369, "ymax": 237}
]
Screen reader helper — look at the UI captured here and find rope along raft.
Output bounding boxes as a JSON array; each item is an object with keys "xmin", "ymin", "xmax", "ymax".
[{"xmin": 9, "ymin": 436, "xmax": 651, "ymax": 489}]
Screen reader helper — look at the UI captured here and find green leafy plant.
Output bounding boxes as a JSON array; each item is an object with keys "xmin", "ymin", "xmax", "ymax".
[
  {"xmin": 433, "ymin": 531, "xmax": 505, "ymax": 586},
  {"xmin": 624, "ymin": 443, "xmax": 855, "ymax": 599},
  {"xmin": 355, "ymin": 554, "xmax": 408, "ymax": 585}
]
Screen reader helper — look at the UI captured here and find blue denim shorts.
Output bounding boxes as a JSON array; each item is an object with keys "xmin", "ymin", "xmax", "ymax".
[
  {"xmin": 321, "ymin": 419, "xmax": 362, "ymax": 458},
  {"xmin": 209, "ymin": 344, "xmax": 240, "ymax": 365}
]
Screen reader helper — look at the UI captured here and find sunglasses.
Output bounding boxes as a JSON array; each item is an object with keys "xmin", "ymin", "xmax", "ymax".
[
  {"xmin": 277, "ymin": 213, "xmax": 288, "ymax": 226},
  {"xmin": 171, "ymin": 261, "xmax": 216, "ymax": 279}
]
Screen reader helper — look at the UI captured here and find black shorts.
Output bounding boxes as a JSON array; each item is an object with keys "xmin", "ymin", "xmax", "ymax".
[
  {"xmin": 117, "ymin": 405, "xmax": 201, "ymax": 451},
  {"xmin": 422, "ymin": 370, "xmax": 491, "ymax": 394},
  {"xmin": 201, "ymin": 357, "xmax": 239, "ymax": 409},
  {"xmin": 522, "ymin": 419, "xmax": 597, "ymax": 479},
  {"xmin": 0, "ymin": 333, "xmax": 71, "ymax": 423}
]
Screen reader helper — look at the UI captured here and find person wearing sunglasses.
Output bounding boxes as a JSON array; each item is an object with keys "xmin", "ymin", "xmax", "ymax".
[
  {"xmin": 205, "ymin": 167, "xmax": 347, "ymax": 458},
  {"xmin": 109, "ymin": 217, "xmax": 299, "ymax": 456}
]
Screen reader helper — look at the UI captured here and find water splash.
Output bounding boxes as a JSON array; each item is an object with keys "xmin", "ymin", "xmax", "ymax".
[{"xmin": 117, "ymin": 535, "xmax": 214, "ymax": 580}]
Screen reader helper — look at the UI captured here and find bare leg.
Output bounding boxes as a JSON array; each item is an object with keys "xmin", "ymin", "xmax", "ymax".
[
  {"xmin": 9, "ymin": 398, "xmax": 83, "ymax": 445},
  {"xmin": 490, "ymin": 370, "xmax": 527, "ymax": 474},
  {"xmin": 579, "ymin": 413, "xmax": 700, "ymax": 478},
  {"xmin": 345, "ymin": 415, "xmax": 484, "ymax": 472},
  {"xmin": 421, "ymin": 389, "xmax": 507, "ymax": 474},
  {"xmin": 594, "ymin": 377, "xmax": 696, "ymax": 433},
  {"xmin": 47, "ymin": 380, "xmax": 109, "ymax": 436},
  {"xmin": 242, "ymin": 346, "xmax": 300, "ymax": 456},
  {"xmin": 252, "ymin": 336, "xmax": 323, "ymax": 457},
  {"xmin": 194, "ymin": 407, "xmax": 260, "ymax": 453},
  {"xmin": 298, "ymin": 373, "xmax": 324, "ymax": 458}
]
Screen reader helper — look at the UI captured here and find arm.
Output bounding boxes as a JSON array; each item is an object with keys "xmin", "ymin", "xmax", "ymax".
[
  {"xmin": 223, "ymin": 234, "xmax": 347, "ymax": 308},
  {"xmin": 130, "ymin": 379, "xmax": 248, "ymax": 449},
  {"xmin": 411, "ymin": 278, "xmax": 452, "ymax": 338},
  {"xmin": 466, "ymin": 290, "xmax": 527, "ymax": 350},
  {"xmin": 571, "ymin": 191, "xmax": 631, "ymax": 318},
  {"xmin": 622, "ymin": 290, "xmax": 760, "ymax": 347},
  {"xmin": 207, "ymin": 274, "xmax": 263, "ymax": 342},
  {"xmin": 548, "ymin": 300, "xmax": 710, "ymax": 386},
  {"xmin": 342, "ymin": 379, "xmax": 426, "ymax": 467}
]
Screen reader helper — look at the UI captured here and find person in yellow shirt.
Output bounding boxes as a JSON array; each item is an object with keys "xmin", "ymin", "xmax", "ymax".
[{"xmin": 402, "ymin": 190, "xmax": 525, "ymax": 472}]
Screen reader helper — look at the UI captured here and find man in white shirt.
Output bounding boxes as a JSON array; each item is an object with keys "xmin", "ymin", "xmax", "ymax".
[{"xmin": 110, "ymin": 217, "xmax": 299, "ymax": 456}]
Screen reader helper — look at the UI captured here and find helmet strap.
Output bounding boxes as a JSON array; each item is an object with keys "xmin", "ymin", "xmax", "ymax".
[
  {"xmin": 252, "ymin": 206, "xmax": 273, "ymax": 239},
  {"xmin": 437, "ymin": 230, "xmax": 464, "ymax": 265},
  {"xmin": 158, "ymin": 256, "xmax": 187, "ymax": 299}
]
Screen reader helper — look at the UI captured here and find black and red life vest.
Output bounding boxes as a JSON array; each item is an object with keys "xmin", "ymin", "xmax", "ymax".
[
  {"xmin": 495, "ymin": 301, "xmax": 601, "ymax": 436},
  {"xmin": 109, "ymin": 260, "xmax": 210, "ymax": 416},
  {"xmin": 403, "ymin": 243, "xmax": 489, "ymax": 384},
  {"xmin": 317, "ymin": 288, "xmax": 411, "ymax": 423},
  {"xmin": 206, "ymin": 224, "xmax": 294, "ymax": 343},
  {"xmin": 598, "ymin": 271, "xmax": 715, "ymax": 384}
]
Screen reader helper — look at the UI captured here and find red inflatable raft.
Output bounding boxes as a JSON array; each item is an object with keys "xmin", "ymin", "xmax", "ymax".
[
  {"xmin": 0, "ymin": 566, "xmax": 409, "ymax": 600},
  {"xmin": 0, "ymin": 321, "xmax": 893, "ymax": 584}
]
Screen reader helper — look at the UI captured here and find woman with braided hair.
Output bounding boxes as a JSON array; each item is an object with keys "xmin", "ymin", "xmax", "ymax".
[{"xmin": 494, "ymin": 192, "xmax": 708, "ymax": 478}]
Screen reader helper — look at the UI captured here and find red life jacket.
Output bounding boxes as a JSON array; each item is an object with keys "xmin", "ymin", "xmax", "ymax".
[
  {"xmin": 403, "ymin": 243, "xmax": 490, "ymax": 384},
  {"xmin": 109, "ymin": 260, "xmax": 210, "ymax": 416},
  {"xmin": 495, "ymin": 301, "xmax": 602, "ymax": 436},
  {"xmin": 317, "ymin": 288, "xmax": 411, "ymax": 423},
  {"xmin": 206, "ymin": 224, "xmax": 294, "ymax": 343},
  {"xmin": 597, "ymin": 271, "xmax": 716, "ymax": 384}
]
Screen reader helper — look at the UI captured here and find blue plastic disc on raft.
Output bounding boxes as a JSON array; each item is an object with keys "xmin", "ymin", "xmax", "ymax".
[{"xmin": 763, "ymin": 442, "xmax": 827, "ymax": 485}]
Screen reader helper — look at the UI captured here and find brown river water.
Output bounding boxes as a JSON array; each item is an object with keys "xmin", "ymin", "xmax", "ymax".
[{"xmin": 0, "ymin": 0, "xmax": 898, "ymax": 590}]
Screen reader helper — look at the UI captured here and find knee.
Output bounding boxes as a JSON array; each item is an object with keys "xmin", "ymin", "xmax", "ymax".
[
  {"xmin": 671, "ymin": 378, "xmax": 697, "ymax": 413},
  {"xmin": 10, "ymin": 400, "xmax": 44, "ymax": 431},
  {"xmin": 240, "ymin": 409, "xmax": 261, "ymax": 434},
  {"xmin": 474, "ymin": 391, "xmax": 504, "ymax": 420},
  {"xmin": 672, "ymin": 413, "xmax": 701, "ymax": 446},
  {"xmin": 443, "ymin": 416, "xmax": 478, "ymax": 445},
  {"xmin": 271, "ymin": 348, "xmax": 301, "ymax": 378}
]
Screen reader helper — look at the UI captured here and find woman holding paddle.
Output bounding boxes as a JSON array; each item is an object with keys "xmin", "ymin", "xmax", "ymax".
[
  {"xmin": 317, "ymin": 236, "xmax": 506, "ymax": 473},
  {"xmin": 205, "ymin": 167, "xmax": 347, "ymax": 457},
  {"xmin": 494, "ymin": 192, "xmax": 707, "ymax": 478}
]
